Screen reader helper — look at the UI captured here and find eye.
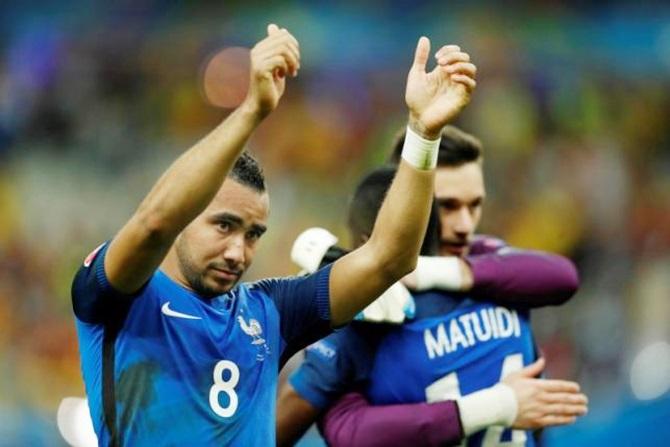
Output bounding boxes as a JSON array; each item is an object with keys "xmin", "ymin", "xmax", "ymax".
[
  {"xmin": 218, "ymin": 221, "xmax": 232, "ymax": 232},
  {"xmin": 439, "ymin": 200, "xmax": 460, "ymax": 211},
  {"xmin": 246, "ymin": 230, "xmax": 262, "ymax": 242},
  {"xmin": 469, "ymin": 199, "xmax": 483, "ymax": 212}
]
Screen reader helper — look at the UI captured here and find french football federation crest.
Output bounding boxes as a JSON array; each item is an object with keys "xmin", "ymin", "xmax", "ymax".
[
  {"xmin": 237, "ymin": 316, "xmax": 266, "ymax": 345},
  {"xmin": 237, "ymin": 315, "xmax": 270, "ymax": 361}
]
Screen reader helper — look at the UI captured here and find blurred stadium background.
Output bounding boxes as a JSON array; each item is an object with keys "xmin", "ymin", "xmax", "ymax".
[{"xmin": 1, "ymin": 1, "xmax": 669, "ymax": 445}]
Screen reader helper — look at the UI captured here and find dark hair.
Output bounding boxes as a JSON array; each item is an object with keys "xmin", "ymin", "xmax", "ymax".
[
  {"xmin": 347, "ymin": 165, "xmax": 439, "ymax": 256},
  {"xmin": 230, "ymin": 151, "xmax": 265, "ymax": 192},
  {"xmin": 389, "ymin": 125, "xmax": 483, "ymax": 167}
]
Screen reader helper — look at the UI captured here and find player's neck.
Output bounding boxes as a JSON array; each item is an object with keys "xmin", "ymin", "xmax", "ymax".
[{"xmin": 161, "ymin": 247, "xmax": 196, "ymax": 292}]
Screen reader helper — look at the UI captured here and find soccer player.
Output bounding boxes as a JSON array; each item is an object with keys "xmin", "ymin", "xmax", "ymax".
[
  {"xmin": 276, "ymin": 127, "xmax": 587, "ymax": 446},
  {"xmin": 70, "ymin": 23, "xmax": 478, "ymax": 446}
]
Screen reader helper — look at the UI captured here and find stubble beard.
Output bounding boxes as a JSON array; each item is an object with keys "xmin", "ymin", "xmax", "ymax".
[{"xmin": 175, "ymin": 238, "xmax": 230, "ymax": 298}]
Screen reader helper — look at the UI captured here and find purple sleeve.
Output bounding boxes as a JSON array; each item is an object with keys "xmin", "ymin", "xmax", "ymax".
[
  {"xmin": 467, "ymin": 244, "xmax": 580, "ymax": 308},
  {"xmin": 319, "ymin": 392, "xmax": 463, "ymax": 447}
]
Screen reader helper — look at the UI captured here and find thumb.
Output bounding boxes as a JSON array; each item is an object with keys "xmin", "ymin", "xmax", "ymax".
[
  {"xmin": 518, "ymin": 357, "xmax": 545, "ymax": 378},
  {"xmin": 412, "ymin": 36, "xmax": 430, "ymax": 71},
  {"xmin": 267, "ymin": 23, "xmax": 280, "ymax": 35}
]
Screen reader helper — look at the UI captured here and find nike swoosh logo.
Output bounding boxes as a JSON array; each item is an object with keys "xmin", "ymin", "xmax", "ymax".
[{"xmin": 161, "ymin": 302, "xmax": 202, "ymax": 320}]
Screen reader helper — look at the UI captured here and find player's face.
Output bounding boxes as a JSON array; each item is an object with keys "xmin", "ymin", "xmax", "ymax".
[
  {"xmin": 434, "ymin": 162, "xmax": 485, "ymax": 257},
  {"xmin": 175, "ymin": 178, "xmax": 269, "ymax": 297}
]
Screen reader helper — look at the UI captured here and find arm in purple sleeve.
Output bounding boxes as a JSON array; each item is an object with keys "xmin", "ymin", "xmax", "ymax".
[
  {"xmin": 467, "ymin": 248, "xmax": 579, "ymax": 308},
  {"xmin": 319, "ymin": 392, "xmax": 463, "ymax": 447}
]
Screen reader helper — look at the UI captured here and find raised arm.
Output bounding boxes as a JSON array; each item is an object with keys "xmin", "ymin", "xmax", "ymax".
[
  {"xmin": 104, "ymin": 24, "xmax": 299, "ymax": 294},
  {"xmin": 328, "ymin": 39, "xmax": 477, "ymax": 326}
]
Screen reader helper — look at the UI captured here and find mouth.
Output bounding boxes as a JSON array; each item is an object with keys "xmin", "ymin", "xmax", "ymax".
[
  {"xmin": 442, "ymin": 242, "xmax": 468, "ymax": 257},
  {"xmin": 211, "ymin": 267, "xmax": 241, "ymax": 282}
]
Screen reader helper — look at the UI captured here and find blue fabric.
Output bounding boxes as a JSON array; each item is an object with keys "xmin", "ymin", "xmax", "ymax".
[
  {"xmin": 290, "ymin": 323, "xmax": 386, "ymax": 410},
  {"xmin": 72, "ymin": 242, "xmax": 332, "ymax": 446},
  {"xmin": 290, "ymin": 290, "xmax": 538, "ymax": 446}
]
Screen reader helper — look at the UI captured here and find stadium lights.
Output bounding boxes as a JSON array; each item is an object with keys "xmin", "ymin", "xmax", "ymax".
[
  {"xmin": 57, "ymin": 397, "xmax": 97, "ymax": 447},
  {"xmin": 630, "ymin": 341, "xmax": 670, "ymax": 400}
]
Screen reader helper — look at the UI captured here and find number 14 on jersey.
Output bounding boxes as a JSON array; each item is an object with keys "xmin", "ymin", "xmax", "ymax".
[{"xmin": 425, "ymin": 354, "xmax": 528, "ymax": 447}]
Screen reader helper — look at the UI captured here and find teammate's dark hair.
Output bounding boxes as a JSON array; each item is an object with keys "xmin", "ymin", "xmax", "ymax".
[
  {"xmin": 347, "ymin": 165, "xmax": 439, "ymax": 256},
  {"xmin": 389, "ymin": 125, "xmax": 483, "ymax": 167},
  {"xmin": 230, "ymin": 151, "xmax": 265, "ymax": 192}
]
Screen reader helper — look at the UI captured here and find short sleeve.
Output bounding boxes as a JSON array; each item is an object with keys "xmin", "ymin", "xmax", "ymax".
[
  {"xmin": 71, "ymin": 242, "xmax": 137, "ymax": 324},
  {"xmin": 289, "ymin": 329, "xmax": 365, "ymax": 410},
  {"xmin": 253, "ymin": 264, "xmax": 332, "ymax": 364}
]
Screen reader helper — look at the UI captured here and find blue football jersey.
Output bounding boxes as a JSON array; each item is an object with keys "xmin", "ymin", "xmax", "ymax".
[
  {"xmin": 290, "ymin": 291, "xmax": 537, "ymax": 447},
  {"xmin": 72, "ymin": 243, "xmax": 332, "ymax": 446},
  {"xmin": 367, "ymin": 298, "xmax": 536, "ymax": 446}
]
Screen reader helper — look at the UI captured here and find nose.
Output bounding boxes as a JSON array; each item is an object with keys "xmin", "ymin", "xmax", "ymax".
[
  {"xmin": 222, "ymin": 233, "xmax": 245, "ymax": 266},
  {"xmin": 452, "ymin": 207, "xmax": 474, "ymax": 237}
]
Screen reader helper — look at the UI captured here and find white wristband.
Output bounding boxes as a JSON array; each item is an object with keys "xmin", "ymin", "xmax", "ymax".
[
  {"xmin": 414, "ymin": 256, "xmax": 463, "ymax": 291},
  {"xmin": 457, "ymin": 383, "xmax": 518, "ymax": 436},
  {"xmin": 401, "ymin": 126, "xmax": 440, "ymax": 170}
]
